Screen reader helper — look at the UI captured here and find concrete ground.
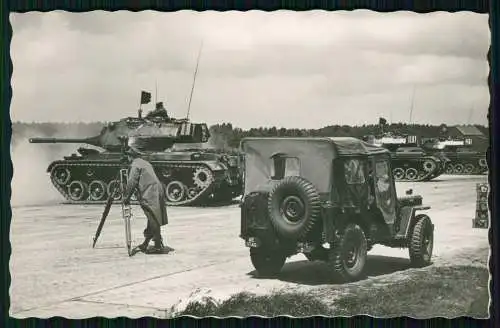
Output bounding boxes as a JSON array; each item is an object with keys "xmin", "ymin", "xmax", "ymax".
[{"xmin": 9, "ymin": 175, "xmax": 490, "ymax": 318}]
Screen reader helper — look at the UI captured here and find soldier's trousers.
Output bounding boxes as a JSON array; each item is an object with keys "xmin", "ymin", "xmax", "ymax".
[{"xmin": 140, "ymin": 205, "xmax": 162, "ymax": 243}]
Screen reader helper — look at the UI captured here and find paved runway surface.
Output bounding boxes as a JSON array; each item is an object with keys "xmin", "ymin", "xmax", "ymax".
[{"xmin": 9, "ymin": 175, "xmax": 490, "ymax": 318}]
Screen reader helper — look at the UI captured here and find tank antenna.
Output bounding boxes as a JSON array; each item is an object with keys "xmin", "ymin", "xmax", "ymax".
[
  {"xmin": 408, "ymin": 85, "xmax": 416, "ymax": 124},
  {"xmin": 467, "ymin": 105, "xmax": 474, "ymax": 125},
  {"xmin": 186, "ymin": 41, "xmax": 204, "ymax": 120},
  {"xmin": 155, "ymin": 79, "xmax": 158, "ymax": 105}
]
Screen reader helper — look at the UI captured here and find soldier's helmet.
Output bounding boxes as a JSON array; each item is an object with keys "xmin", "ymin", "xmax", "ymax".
[{"xmin": 156, "ymin": 102, "xmax": 165, "ymax": 110}]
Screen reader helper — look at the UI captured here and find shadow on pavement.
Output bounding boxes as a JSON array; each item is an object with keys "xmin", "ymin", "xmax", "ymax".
[
  {"xmin": 92, "ymin": 245, "xmax": 124, "ymax": 249},
  {"xmin": 196, "ymin": 199, "xmax": 241, "ymax": 208},
  {"xmin": 247, "ymin": 254, "xmax": 412, "ymax": 285}
]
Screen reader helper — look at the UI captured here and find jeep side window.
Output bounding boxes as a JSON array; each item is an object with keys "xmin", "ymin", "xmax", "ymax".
[
  {"xmin": 344, "ymin": 159, "xmax": 365, "ymax": 184},
  {"xmin": 375, "ymin": 160, "xmax": 390, "ymax": 192},
  {"xmin": 271, "ymin": 156, "xmax": 300, "ymax": 180}
]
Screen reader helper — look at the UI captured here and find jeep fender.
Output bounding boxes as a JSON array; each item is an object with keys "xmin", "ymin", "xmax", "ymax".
[
  {"xmin": 321, "ymin": 205, "xmax": 370, "ymax": 245},
  {"xmin": 395, "ymin": 205, "xmax": 433, "ymax": 240}
]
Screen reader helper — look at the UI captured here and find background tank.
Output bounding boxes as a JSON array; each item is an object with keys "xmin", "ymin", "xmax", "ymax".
[
  {"xmin": 420, "ymin": 137, "xmax": 488, "ymax": 175},
  {"xmin": 29, "ymin": 109, "xmax": 243, "ymax": 206},
  {"xmin": 363, "ymin": 133, "xmax": 447, "ymax": 182}
]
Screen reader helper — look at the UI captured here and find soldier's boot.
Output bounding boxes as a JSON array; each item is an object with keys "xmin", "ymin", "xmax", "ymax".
[
  {"xmin": 138, "ymin": 237, "xmax": 152, "ymax": 253},
  {"xmin": 158, "ymin": 235, "xmax": 175, "ymax": 252},
  {"xmin": 148, "ymin": 236, "xmax": 174, "ymax": 254},
  {"xmin": 159, "ymin": 238, "xmax": 175, "ymax": 252}
]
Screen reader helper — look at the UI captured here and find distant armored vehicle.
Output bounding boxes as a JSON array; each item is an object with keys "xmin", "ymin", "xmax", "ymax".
[
  {"xmin": 363, "ymin": 133, "xmax": 447, "ymax": 182},
  {"xmin": 420, "ymin": 137, "xmax": 488, "ymax": 175},
  {"xmin": 29, "ymin": 107, "xmax": 243, "ymax": 206},
  {"xmin": 240, "ymin": 137, "xmax": 434, "ymax": 282}
]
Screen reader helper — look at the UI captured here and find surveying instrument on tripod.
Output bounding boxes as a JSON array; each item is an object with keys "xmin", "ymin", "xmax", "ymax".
[{"xmin": 92, "ymin": 136, "xmax": 138, "ymax": 256}]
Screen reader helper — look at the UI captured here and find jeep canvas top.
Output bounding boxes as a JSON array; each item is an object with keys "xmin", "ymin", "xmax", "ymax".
[{"xmin": 240, "ymin": 137, "xmax": 389, "ymax": 195}]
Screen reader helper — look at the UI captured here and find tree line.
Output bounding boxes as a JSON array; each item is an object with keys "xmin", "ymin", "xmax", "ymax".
[
  {"xmin": 208, "ymin": 122, "xmax": 490, "ymax": 150},
  {"xmin": 10, "ymin": 121, "xmax": 489, "ymax": 151}
]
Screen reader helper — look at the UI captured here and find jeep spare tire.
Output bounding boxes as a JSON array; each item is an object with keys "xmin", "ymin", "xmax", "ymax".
[{"xmin": 267, "ymin": 176, "xmax": 321, "ymax": 240}]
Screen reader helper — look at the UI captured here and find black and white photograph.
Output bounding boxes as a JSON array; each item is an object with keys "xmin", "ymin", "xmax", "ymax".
[{"xmin": 9, "ymin": 9, "xmax": 491, "ymax": 318}]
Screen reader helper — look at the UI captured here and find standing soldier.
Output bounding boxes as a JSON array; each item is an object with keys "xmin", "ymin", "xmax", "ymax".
[
  {"xmin": 122, "ymin": 145, "xmax": 174, "ymax": 254},
  {"xmin": 145, "ymin": 101, "xmax": 170, "ymax": 120}
]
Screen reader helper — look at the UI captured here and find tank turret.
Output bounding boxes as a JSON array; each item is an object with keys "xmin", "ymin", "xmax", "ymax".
[{"xmin": 29, "ymin": 115, "xmax": 211, "ymax": 153}]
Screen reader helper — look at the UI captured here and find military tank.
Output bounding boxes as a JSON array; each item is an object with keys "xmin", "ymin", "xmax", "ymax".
[
  {"xmin": 29, "ymin": 105, "xmax": 243, "ymax": 206},
  {"xmin": 420, "ymin": 137, "xmax": 488, "ymax": 175},
  {"xmin": 364, "ymin": 133, "xmax": 448, "ymax": 182}
]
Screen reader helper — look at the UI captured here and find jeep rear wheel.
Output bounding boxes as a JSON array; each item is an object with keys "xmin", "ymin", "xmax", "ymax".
[
  {"xmin": 250, "ymin": 248, "xmax": 286, "ymax": 277},
  {"xmin": 267, "ymin": 176, "xmax": 321, "ymax": 240},
  {"xmin": 328, "ymin": 224, "xmax": 368, "ymax": 283},
  {"xmin": 408, "ymin": 215, "xmax": 434, "ymax": 267}
]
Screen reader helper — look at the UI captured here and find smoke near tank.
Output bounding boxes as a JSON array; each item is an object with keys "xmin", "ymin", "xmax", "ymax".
[{"xmin": 11, "ymin": 122, "xmax": 104, "ymax": 207}]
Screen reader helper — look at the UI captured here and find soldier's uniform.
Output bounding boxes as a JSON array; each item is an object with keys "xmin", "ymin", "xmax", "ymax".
[
  {"xmin": 145, "ymin": 102, "xmax": 170, "ymax": 120},
  {"xmin": 122, "ymin": 147, "xmax": 174, "ymax": 254}
]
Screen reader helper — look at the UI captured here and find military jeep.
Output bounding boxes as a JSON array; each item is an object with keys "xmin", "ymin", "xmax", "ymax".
[{"xmin": 239, "ymin": 137, "xmax": 434, "ymax": 282}]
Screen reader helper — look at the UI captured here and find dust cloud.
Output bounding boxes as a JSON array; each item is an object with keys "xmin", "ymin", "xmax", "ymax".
[
  {"xmin": 207, "ymin": 131, "xmax": 231, "ymax": 150},
  {"xmin": 10, "ymin": 123, "xmax": 103, "ymax": 207}
]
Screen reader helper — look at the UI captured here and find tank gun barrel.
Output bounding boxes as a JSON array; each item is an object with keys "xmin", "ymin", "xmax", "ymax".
[
  {"xmin": 30, "ymin": 137, "xmax": 86, "ymax": 143},
  {"xmin": 29, "ymin": 136, "xmax": 101, "ymax": 147}
]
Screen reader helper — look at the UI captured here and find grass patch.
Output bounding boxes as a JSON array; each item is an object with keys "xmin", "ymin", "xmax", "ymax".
[
  {"xmin": 173, "ymin": 291, "xmax": 333, "ymax": 317},
  {"xmin": 173, "ymin": 265, "xmax": 489, "ymax": 318},
  {"xmin": 333, "ymin": 265, "xmax": 489, "ymax": 318}
]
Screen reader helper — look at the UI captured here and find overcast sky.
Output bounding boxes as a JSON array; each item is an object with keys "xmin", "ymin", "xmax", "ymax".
[{"xmin": 9, "ymin": 10, "xmax": 490, "ymax": 129}]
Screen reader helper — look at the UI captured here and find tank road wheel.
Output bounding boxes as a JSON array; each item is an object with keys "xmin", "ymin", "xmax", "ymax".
[
  {"xmin": 250, "ymin": 248, "xmax": 287, "ymax": 277},
  {"xmin": 445, "ymin": 163, "xmax": 454, "ymax": 174},
  {"xmin": 192, "ymin": 167, "xmax": 214, "ymax": 189},
  {"xmin": 479, "ymin": 158, "xmax": 487, "ymax": 168},
  {"xmin": 52, "ymin": 167, "xmax": 71, "ymax": 185},
  {"xmin": 453, "ymin": 163, "xmax": 464, "ymax": 174},
  {"xmin": 423, "ymin": 159, "xmax": 437, "ymax": 172},
  {"xmin": 68, "ymin": 180, "xmax": 88, "ymax": 201},
  {"xmin": 165, "ymin": 181, "xmax": 186, "ymax": 203},
  {"xmin": 328, "ymin": 224, "xmax": 368, "ymax": 283},
  {"xmin": 405, "ymin": 168, "xmax": 418, "ymax": 181},
  {"xmin": 267, "ymin": 176, "xmax": 321, "ymax": 240},
  {"xmin": 89, "ymin": 180, "xmax": 107, "ymax": 201},
  {"xmin": 439, "ymin": 161, "xmax": 449, "ymax": 175},
  {"xmin": 187, "ymin": 187, "xmax": 199, "ymax": 199},
  {"xmin": 408, "ymin": 215, "xmax": 434, "ymax": 267},
  {"xmin": 464, "ymin": 163, "xmax": 475, "ymax": 174},
  {"xmin": 393, "ymin": 168, "xmax": 405, "ymax": 180},
  {"xmin": 107, "ymin": 180, "xmax": 122, "ymax": 201}
]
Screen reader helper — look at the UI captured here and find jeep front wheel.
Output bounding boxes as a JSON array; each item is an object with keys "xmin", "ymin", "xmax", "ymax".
[
  {"xmin": 250, "ymin": 248, "xmax": 287, "ymax": 277},
  {"xmin": 328, "ymin": 224, "xmax": 368, "ymax": 283},
  {"xmin": 408, "ymin": 214, "xmax": 434, "ymax": 267}
]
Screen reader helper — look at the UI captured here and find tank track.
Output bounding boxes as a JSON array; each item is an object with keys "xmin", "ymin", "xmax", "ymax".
[
  {"xmin": 442, "ymin": 157, "xmax": 488, "ymax": 175},
  {"xmin": 390, "ymin": 156, "xmax": 445, "ymax": 182},
  {"xmin": 47, "ymin": 161, "xmax": 233, "ymax": 206}
]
